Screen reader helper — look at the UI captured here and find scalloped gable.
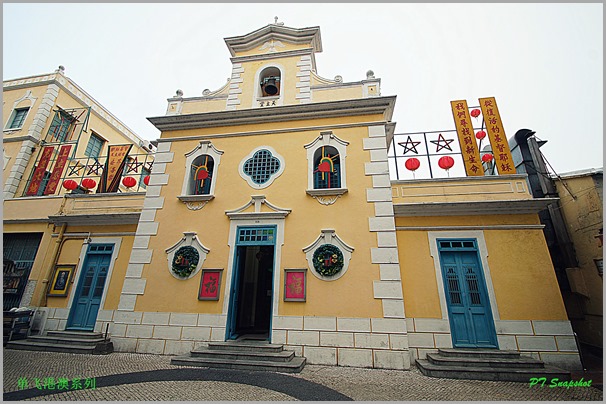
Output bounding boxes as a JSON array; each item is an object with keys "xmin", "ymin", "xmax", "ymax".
[{"xmin": 224, "ymin": 24, "xmax": 322, "ymax": 57}]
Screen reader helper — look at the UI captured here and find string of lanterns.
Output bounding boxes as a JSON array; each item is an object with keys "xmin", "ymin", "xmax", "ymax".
[
  {"xmin": 62, "ymin": 175, "xmax": 151, "ymax": 191},
  {"xmin": 400, "ymin": 107, "xmax": 497, "ymax": 177}
]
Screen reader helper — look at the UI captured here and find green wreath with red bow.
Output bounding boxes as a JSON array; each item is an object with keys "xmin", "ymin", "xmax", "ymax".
[
  {"xmin": 313, "ymin": 244, "xmax": 344, "ymax": 277},
  {"xmin": 172, "ymin": 246, "xmax": 199, "ymax": 278}
]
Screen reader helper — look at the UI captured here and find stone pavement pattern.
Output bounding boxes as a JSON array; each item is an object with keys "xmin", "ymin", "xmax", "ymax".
[{"xmin": 3, "ymin": 350, "xmax": 603, "ymax": 401}]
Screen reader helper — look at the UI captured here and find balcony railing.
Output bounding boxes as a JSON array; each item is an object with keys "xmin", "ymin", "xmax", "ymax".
[
  {"xmin": 22, "ymin": 151, "xmax": 154, "ymax": 197},
  {"xmin": 388, "ymin": 128, "xmax": 498, "ymax": 181}
]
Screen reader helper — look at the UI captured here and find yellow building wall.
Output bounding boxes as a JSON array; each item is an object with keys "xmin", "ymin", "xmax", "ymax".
[
  {"xmin": 3, "ymin": 141, "xmax": 24, "ymax": 179},
  {"xmin": 41, "ymin": 224, "xmax": 137, "ymax": 310},
  {"xmin": 136, "ymin": 119, "xmax": 384, "ymax": 318},
  {"xmin": 180, "ymin": 98, "xmax": 228, "ymax": 115},
  {"xmin": 397, "ymin": 214, "xmax": 568, "ymax": 321},
  {"xmin": 2, "ymin": 85, "xmax": 48, "ymax": 130},
  {"xmin": 236, "ymin": 56, "xmax": 302, "ymax": 109},
  {"xmin": 53, "ymin": 90, "xmax": 148, "ymax": 158},
  {"xmin": 7, "ymin": 88, "xmax": 149, "ymax": 198},
  {"xmin": 554, "ymin": 174, "xmax": 603, "ymax": 347},
  {"xmin": 311, "ymin": 87, "xmax": 364, "ymax": 103}
]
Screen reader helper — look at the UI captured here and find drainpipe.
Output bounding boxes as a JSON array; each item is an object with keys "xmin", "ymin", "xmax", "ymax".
[
  {"xmin": 40, "ymin": 222, "xmax": 67, "ymax": 308},
  {"xmin": 39, "ymin": 194, "xmax": 70, "ymax": 307}
]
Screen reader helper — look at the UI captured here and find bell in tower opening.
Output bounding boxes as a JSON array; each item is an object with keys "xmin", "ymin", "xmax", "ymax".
[{"xmin": 261, "ymin": 76, "xmax": 280, "ymax": 97}]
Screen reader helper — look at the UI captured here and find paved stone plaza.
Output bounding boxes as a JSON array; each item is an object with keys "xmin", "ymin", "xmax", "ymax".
[{"xmin": 2, "ymin": 349, "xmax": 602, "ymax": 401}]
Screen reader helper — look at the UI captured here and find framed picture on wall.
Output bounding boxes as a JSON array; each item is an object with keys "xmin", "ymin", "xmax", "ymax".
[
  {"xmin": 198, "ymin": 269, "xmax": 223, "ymax": 300},
  {"xmin": 47, "ymin": 265, "xmax": 76, "ymax": 297},
  {"xmin": 284, "ymin": 268, "xmax": 306, "ymax": 302}
]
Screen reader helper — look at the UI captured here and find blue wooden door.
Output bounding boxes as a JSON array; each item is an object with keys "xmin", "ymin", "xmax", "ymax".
[
  {"xmin": 439, "ymin": 240, "xmax": 498, "ymax": 348},
  {"xmin": 67, "ymin": 245, "xmax": 113, "ymax": 330}
]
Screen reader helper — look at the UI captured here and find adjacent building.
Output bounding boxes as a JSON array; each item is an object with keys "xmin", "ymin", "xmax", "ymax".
[{"xmin": 3, "ymin": 67, "xmax": 154, "ymax": 330}]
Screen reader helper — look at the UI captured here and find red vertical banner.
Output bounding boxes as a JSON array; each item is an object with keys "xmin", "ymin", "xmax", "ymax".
[
  {"xmin": 44, "ymin": 145, "xmax": 72, "ymax": 195},
  {"xmin": 97, "ymin": 144, "xmax": 132, "ymax": 193},
  {"xmin": 450, "ymin": 100, "xmax": 483, "ymax": 176},
  {"xmin": 478, "ymin": 97, "xmax": 516, "ymax": 175},
  {"xmin": 26, "ymin": 146, "xmax": 55, "ymax": 196}
]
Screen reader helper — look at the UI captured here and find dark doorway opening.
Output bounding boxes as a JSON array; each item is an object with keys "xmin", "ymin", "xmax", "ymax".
[{"xmin": 229, "ymin": 245, "xmax": 274, "ymax": 341}]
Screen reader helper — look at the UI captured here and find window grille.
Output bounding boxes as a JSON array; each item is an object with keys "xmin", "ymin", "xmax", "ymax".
[
  {"xmin": 9, "ymin": 108, "xmax": 29, "ymax": 129},
  {"xmin": 85, "ymin": 133, "xmax": 105, "ymax": 158},
  {"xmin": 313, "ymin": 146, "xmax": 340, "ymax": 189},
  {"xmin": 242, "ymin": 149, "xmax": 280, "ymax": 185},
  {"xmin": 190, "ymin": 155, "xmax": 214, "ymax": 195}
]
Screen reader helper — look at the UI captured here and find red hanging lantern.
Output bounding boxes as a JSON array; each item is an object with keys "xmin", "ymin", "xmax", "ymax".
[
  {"xmin": 470, "ymin": 109, "xmax": 481, "ymax": 118},
  {"xmin": 475, "ymin": 130, "xmax": 487, "ymax": 140},
  {"xmin": 81, "ymin": 178, "xmax": 97, "ymax": 190},
  {"xmin": 438, "ymin": 156, "xmax": 455, "ymax": 170},
  {"xmin": 317, "ymin": 161, "xmax": 332, "ymax": 173},
  {"xmin": 143, "ymin": 175, "xmax": 150, "ymax": 186},
  {"xmin": 404, "ymin": 158, "xmax": 420, "ymax": 171},
  {"xmin": 62, "ymin": 179, "xmax": 78, "ymax": 191},
  {"xmin": 122, "ymin": 176, "xmax": 137, "ymax": 188},
  {"xmin": 482, "ymin": 153, "xmax": 494, "ymax": 163}
]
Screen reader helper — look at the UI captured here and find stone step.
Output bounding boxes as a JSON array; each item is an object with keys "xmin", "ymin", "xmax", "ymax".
[
  {"xmin": 190, "ymin": 348, "xmax": 294, "ymax": 362},
  {"xmin": 27, "ymin": 335, "xmax": 107, "ymax": 347},
  {"xmin": 207, "ymin": 341, "xmax": 284, "ymax": 353},
  {"xmin": 46, "ymin": 330, "xmax": 105, "ymax": 340},
  {"xmin": 171, "ymin": 355, "xmax": 306, "ymax": 373},
  {"xmin": 7, "ymin": 340, "xmax": 98, "ymax": 355},
  {"xmin": 426, "ymin": 353, "xmax": 545, "ymax": 369},
  {"xmin": 437, "ymin": 348, "xmax": 521, "ymax": 359},
  {"xmin": 416, "ymin": 359, "xmax": 571, "ymax": 383}
]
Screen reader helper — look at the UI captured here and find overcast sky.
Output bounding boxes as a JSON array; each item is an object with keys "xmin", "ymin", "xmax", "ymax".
[{"xmin": 3, "ymin": 3, "xmax": 602, "ymax": 175}]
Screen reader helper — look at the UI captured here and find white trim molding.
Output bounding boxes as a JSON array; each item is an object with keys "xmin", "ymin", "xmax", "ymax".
[
  {"xmin": 225, "ymin": 195, "xmax": 291, "ymax": 220},
  {"xmin": 304, "ymin": 130, "xmax": 349, "ymax": 196},
  {"xmin": 222, "ymin": 217, "xmax": 287, "ymax": 327},
  {"xmin": 180, "ymin": 140, "xmax": 224, "ymax": 200},
  {"xmin": 253, "ymin": 63, "xmax": 285, "ymax": 108},
  {"xmin": 66, "ymin": 237, "xmax": 123, "ymax": 322},
  {"xmin": 165, "ymin": 232, "xmax": 210, "ymax": 280},
  {"xmin": 238, "ymin": 146, "xmax": 285, "ymax": 190},
  {"xmin": 3, "ymin": 89, "xmax": 37, "ymax": 132}
]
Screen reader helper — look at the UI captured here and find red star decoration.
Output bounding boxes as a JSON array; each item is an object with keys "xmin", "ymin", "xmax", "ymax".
[
  {"xmin": 398, "ymin": 136, "xmax": 421, "ymax": 155},
  {"xmin": 126, "ymin": 157, "xmax": 143, "ymax": 173},
  {"xmin": 87, "ymin": 160, "xmax": 104, "ymax": 175},
  {"xmin": 430, "ymin": 134, "xmax": 455, "ymax": 152},
  {"xmin": 68, "ymin": 162, "xmax": 83, "ymax": 176}
]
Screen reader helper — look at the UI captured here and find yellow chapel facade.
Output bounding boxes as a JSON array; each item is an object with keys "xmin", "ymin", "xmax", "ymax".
[{"xmin": 4, "ymin": 23, "xmax": 582, "ymax": 371}]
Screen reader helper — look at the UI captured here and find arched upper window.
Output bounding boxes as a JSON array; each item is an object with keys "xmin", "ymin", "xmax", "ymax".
[
  {"xmin": 304, "ymin": 131, "xmax": 349, "ymax": 205},
  {"xmin": 259, "ymin": 67, "xmax": 281, "ymax": 97},
  {"xmin": 313, "ymin": 146, "xmax": 340, "ymax": 189},
  {"xmin": 190, "ymin": 155, "xmax": 214, "ymax": 195},
  {"xmin": 178, "ymin": 141, "xmax": 223, "ymax": 209}
]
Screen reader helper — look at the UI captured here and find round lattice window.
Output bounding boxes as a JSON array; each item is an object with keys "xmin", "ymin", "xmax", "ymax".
[{"xmin": 312, "ymin": 244, "xmax": 344, "ymax": 277}]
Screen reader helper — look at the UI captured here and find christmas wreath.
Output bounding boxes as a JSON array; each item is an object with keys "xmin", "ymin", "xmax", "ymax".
[
  {"xmin": 172, "ymin": 246, "xmax": 200, "ymax": 278},
  {"xmin": 313, "ymin": 244, "xmax": 344, "ymax": 277}
]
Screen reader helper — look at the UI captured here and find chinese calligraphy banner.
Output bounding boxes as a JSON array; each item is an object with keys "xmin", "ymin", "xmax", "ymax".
[
  {"xmin": 450, "ymin": 100, "xmax": 483, "ymax": 176},
  {"xmin": 97, "ymin": 144, "xmax": 132, "ymax": 193},
  {"xmin": 284, "ymin": 269, "xmax": 306, "ymax": 302},
  {"xmin": 26, "ymin": 146, "xmax": 55, "ymax": 196},
  {"xmin": 198, "ymin": 269, "xmax": 223, "ymax": 300},
  {"xmin": 44, "ymin": 145, "xmax": 72, "ymax": 195},
  {"xmin": 478, "ymin": 97, "xmax": 516, "ymax": 175}
]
